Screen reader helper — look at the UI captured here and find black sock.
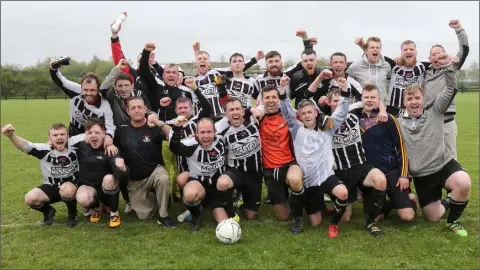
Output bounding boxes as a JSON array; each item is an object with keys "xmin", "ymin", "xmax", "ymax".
[
  {"xmin": 289, "ymin": 188, "xmax": 306, "ymax": 219},
  {"xmin": 382, "ymin": 200, "xmax": 393, "ymax": 217},
  {"xmin": 31, "ymin": 202, "xmax": 54, "ymax": 214},
  {"xmin": 364, "ymin": 188, "xmax": 386, "ymax": 224},
  {"xmin": 331, "ymin": 198, "xmax": 349, "ymax": 225},
  {"xmin": 216, "ymin": 189, "xmax": 235, "ymax": 218},
  {"xmin": 119, "ymin": 181, "xmax": 130, "ymax": 203},
  {"xmin": 441, "ymin": 196, "xmax": 452, "ymax": 211},
  {"xmin": 184, "ymin": 200, "xmax": 202, "ymax": 218},
  {"xmin": 103, "ymin": 186, "xmax": 120, "ymax": 213},
  {"xmin": 447, "ymin": 199, "xmax": 468, "ymax": 224},
  {"xmin": 61, "ymin": 196, "xmax": 77, "ymax": 218}
]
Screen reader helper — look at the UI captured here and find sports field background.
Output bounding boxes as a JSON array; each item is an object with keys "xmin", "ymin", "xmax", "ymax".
[{"xmin": 1, "ymin": 94, "xmax": 478, "ymax": 269}]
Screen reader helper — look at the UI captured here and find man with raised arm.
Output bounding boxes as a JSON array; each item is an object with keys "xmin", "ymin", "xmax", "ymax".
[
  {"xmin": 2, "ymin": 123, "xmax": 81, "ymax": 227},
  {"xmin": 191, "ymin": 42, "xmax": 260, "ymax": 121},
  {"xmin": 423, "ymin": 19, "xmax": 469, "ymax": 160},
  {"xmin": 305, "ymin": 52, "xmax": 363, "ymax": 106},
  {"xmin": 49, "ymin": 60, "xmax": 115, "ymax": 145},
  {"xmin": 346, "ymin": 36, "xmax": 394, "ymax": 103},
  {"xmin": 398, "ymin": 54, "xmax": 471, "ymax": 237},
  {"xmin": 278, "ymin": 75, "xmax": 350, "ymax": 238}
]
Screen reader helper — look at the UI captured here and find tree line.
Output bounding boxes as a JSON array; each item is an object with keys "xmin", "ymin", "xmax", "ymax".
[{"xmin": 1, "ymin": 55, "xmax": 478, "ymax": 99}]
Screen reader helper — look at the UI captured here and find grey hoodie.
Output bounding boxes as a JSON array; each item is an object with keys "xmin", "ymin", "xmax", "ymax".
[
  {"xmin": 423, "ymin": 27, "xmax": 469, "ymax": 116},
  {"xmin": 346, "ymin": 54, "xmax": 392, "ymax": 103},
  {"xmin": 397, "ymin": 63, "xmax": 456, "ymax": 177}
]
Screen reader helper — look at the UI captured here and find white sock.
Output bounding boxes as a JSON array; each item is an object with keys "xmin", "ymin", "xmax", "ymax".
[{"xmin": 111, "ymin": 211, "xmax": 118, "ymax": 217}]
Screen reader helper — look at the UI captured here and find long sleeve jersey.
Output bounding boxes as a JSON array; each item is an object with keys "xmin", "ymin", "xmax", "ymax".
[
  {"xmin": 280, "ymin": 95, "xmax": 349, "ymax": 187},
  {"xmin": 50, "ymin": 70, "xmax": 115, "ymax": 138}
]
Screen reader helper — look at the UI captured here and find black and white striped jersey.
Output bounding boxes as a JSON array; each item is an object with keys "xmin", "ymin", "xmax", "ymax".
[
  {"xmin": 195, "ymin": 69, "xmax": 224, "ymax": 117},
  {"xmin": 332, "ymin": 113, "xmax": 367, "ymax": 170},
  {"xmin": 226, "ymin": 76, "xmax": 259, "ymax": 108},
  {"xmin": 388, "ymin": 62, "xmax": 429, "ymax": 109},
  {"xmin": 169, "ymin": 126, "xmax": 227, "ymax": 184},
  {"xmin": 319, "ymin": 76, "xmax": 363, "ymax": 104},
  {"xmin": 215, "ymin": 117, "xmax": 262, "ymax": 172},
  {"xmin": 22, "ymin": 135, "xmax": 84, "ymax": 187},
  {"xmin": 50, "ymin": 70, "xmax": 116, "ymax": 138}
]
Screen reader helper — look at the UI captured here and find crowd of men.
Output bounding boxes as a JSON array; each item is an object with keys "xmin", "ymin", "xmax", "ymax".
[{"xmin": 2, "ymin": 18, "xmax": 472, "ymax": 238}]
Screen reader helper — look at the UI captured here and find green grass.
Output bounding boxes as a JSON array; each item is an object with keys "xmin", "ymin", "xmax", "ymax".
[{"xmin": 1, "ymin": 94, "xmax": 479, "ymax": 269}]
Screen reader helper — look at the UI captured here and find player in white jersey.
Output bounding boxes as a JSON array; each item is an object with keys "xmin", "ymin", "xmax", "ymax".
[
  {"xmin": 2, "ymin": 123, "xmax": 83, "ymax": 227},
  {"xmin": 278, "ymin": 76, "xmax": 349, "ymax": 238}
]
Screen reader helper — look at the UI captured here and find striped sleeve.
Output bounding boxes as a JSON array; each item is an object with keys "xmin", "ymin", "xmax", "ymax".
[{"xmin": 388, "ymin": 115, "xmax": 409, "ymax": 177}]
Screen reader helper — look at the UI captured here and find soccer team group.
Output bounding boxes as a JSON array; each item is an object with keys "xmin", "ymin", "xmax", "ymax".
[{"xmin": 2, "ymin": 18, "xmax": 472, "ymax": 238}]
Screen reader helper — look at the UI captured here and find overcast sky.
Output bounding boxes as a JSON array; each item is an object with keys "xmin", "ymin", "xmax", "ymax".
[{"xmin": 1, "ymin": 1, "xmax": 479, "ymax": 68}]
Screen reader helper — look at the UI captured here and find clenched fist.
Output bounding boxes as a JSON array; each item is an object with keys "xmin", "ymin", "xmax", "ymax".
[
  {"xmin": 160, "ymin": 97, "xmax": 172, "ymax": 107},
  {"xmin": 184, "ymin": 78, "xmax": 198, "ymax": 90},
  {"xmin": 193, "ymin": 42, "xmax": 201, "ymax": 53},
  {"xmin": 214, "ymin": 74, "xmax": 228, "ymax": 86},
  {"xmin": 296, "ymin": 29, "xmax": 307, "ymax": 38},
  {"xmin": 337, "ymin": 77, "xmax": 347, "ymax": 91},
  {"xmin": 448, "ymin": 19, "xmax": 461, "ymax": 30},
  {"xmin": 1, "ymin": 124, "xmax": 15, "ymax": 137},
  {"xmin": 355, "ymin": 37, "xmax": 364, "ymax": 46},
  {"xmin": 175, "ymin": 115, "xmax": 187, "ymax": 127},
  {"xmin": 116, "ymin": 59, "xmax": 129, "ymax": 69},
  {"xmin": 319, "ymin": 69, "xmax": 333, "ymax": 81},
  {"xmin": 309, "ymin": 37, "xmax": 318, "ymax": 46},
  {"xmin": 144, "ymin": 42, "xmax": 156, "ymax": 52},
  {"xmin": 115, "ymin": 158, "xmax": 127, "ymax": 171},
  {"xmin": 256, "ymin": 50, "xmax": 265, "ymax": 61},
  {"xmin": 279, "ymin": 76, "xmax": 290, "ymax": 88}
]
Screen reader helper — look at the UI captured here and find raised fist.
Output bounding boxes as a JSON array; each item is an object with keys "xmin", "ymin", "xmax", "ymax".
[
  {"xmin": 193, "ymin": 42, "xmax": 201, "ymax": 53},
  {"xmin": 115, "ymin": 158, "xmax": 126, "ymax": 171},
  {"xmin": 319, "ymin": 69, "xmax": 333, "ymax": 81},
  {"xmin": 1, "ymin": 124, "xmax": 15, "ymax": 137},
  {"xmin": 175, "ymin": 115, "xmax": 187, "ymax": 127},
  {"xmin": 144, "ymin": 42, "xmax": 156, "ymax": 52},
  {"xmin": 147, "ymin": 113, "xmax": 159, "ymax": 128},
  {"xmin": 256, "ymin": 50, "xmax": 265, "ymax": 61},
  {"xmin": 184, "ymin": 77, "xmax": 198, "ymax": 90},
  {"xmin": 355, "ymin": 37, "xmax": 365, "ymax": 47},
  {"xmin": 448, "ymin": 19, "xmax": 461, "ymax": 30},
  {"xmin": 117, "ymin": 59, "xmax": 129, "ymax": 69},
  {"xmin": 337, "ymin": 77, "xmax": 347, "ymax": 91},
  {"xmin": 280, "ymin": 76, "xmax": 290, "ymax": 88},
  {"xmin": 160, "ymin": 97, "xmax": 172, "ymax": 107},
  {"xmin": 296, "ymin": 29, "xmax": 307, "ymax": 38},
  {"xmin": 434, "ymin": 53, "xmax": 451, "ymax": 66},
  {"xmin": 309, "ymin": 37, "xmax": 318, "ymax": 46},
  {"xmin": 318, "ymin": 96, "xmax": 328, "ymax": 106}
]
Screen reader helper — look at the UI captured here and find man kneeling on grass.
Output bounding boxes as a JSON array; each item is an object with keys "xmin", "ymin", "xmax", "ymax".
[
  {"xmin": 2, "ymin": 123, "xmax": 82, "ymax": 227},
  {"xmin": 73, "ymin": 118, "xmax": 128, "ymax": 228},
  {"xmin": 398, "ymin": 53, "xmax": 471, "ymax": 237}
]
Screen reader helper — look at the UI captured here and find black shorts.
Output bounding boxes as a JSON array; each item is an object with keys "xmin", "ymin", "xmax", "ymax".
[
  {"xmin": 413, "ymin": 159, "xmax": 465, "ymax": 208},
  {"xmin": 385, "ymin": 170, "xmax": 412, "ymax": 210},
  {"xmin": 37, "ymin": 184, "xmax": 62, "ymax": 203},
  {"xmin": 263, "ymin": 160, "xmax": 298, "ymax": 205},
  {"xmin": 335, "ymin": 163, "xmax": 375, "ymax": 203},
  {"xmin": 305, "ymin": 175, "xmax": 343, "ymax": 215},
  {"xmin": 224, "ymin": 167, "xmax": 263, "ymax": 212},
  {"xmin": 37, "ymin": 180, "xmax": 77, "ymax": 203},
  {"xmin": 187, "ymin": 176, "xmax": 219, "ymax": 209},
  {"xmin": 176, "ymin": 156, "xmax": 189, "ymax": 173}
]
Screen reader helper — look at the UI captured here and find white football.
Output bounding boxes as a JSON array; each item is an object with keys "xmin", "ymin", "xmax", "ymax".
[{"xmin": 215, "ymin": 218, "xmax": 241, "ymax": 244}]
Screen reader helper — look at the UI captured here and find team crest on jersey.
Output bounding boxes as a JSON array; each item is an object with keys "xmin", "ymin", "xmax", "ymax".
[
  {"xmin": 208, "ymin": 150, "xmax": 219, "ymax": 160},
  {"xmin": 56, "ymin": 156, "xmax": 71, "ymax": 166},
  {"xmin": 142, "ymin": 134, "xmax": 151, "ymax": 143},
  {"xmin": 404, "ymin": 71, "xmax": 413, "ymax": 79}
]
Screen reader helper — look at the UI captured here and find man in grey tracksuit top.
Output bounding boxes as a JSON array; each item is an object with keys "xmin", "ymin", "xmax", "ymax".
[
  {"xmin": 423, "ymin": 20, "xmax": 469, "ymax": 160},
  {"xmin": 398, "ymin": 59, "xmax": 471, "ymax": 237},
  {"xmin": 346, "ymin": 37, "xmax": 393, "ymax": 104}
]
